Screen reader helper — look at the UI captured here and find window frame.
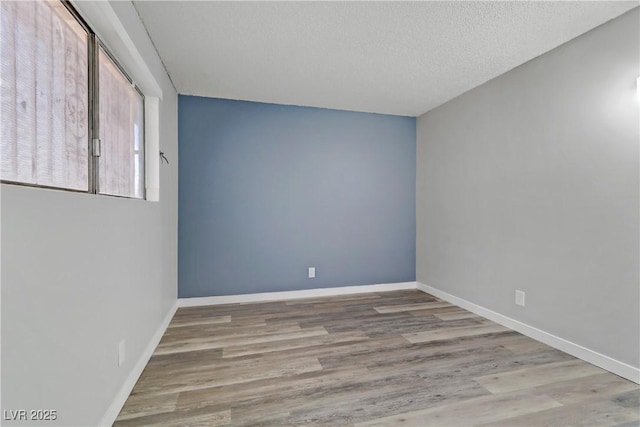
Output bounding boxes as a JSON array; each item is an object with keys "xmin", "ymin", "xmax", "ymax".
[{"xmin": 0, "ymin": 0, "xmax": 146, "ymax": 199}]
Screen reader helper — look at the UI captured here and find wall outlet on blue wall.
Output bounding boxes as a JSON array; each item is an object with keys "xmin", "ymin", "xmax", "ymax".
[{"xmin": 308, "ymin": 267, "xmax": 316, "ymax": 279}]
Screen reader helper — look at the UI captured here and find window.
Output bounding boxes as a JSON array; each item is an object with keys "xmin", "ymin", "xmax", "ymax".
[
  {"xmin": 0, "ymin": 0, "xmax": 145, "ymax": 198},
  {"xmin": 98, "ymin": 46, "xmax": 144, "ymax": 198},
  {"xmin": 0, "ymin": 0, "xmax": 88, "ymax": 190}
]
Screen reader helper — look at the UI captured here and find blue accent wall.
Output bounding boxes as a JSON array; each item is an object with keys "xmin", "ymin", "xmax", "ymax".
[{"xmin": 178, "ymin": 96, "xmax": 416, "ymax": 297}]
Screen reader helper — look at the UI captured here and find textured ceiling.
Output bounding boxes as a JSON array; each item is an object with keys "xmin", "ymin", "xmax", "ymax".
[{"xmin": 133, "ymin": 1, "xmax": 638, "ymax": 116}]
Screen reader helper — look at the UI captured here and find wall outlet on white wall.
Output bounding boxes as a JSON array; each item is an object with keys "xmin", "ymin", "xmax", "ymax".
[
  {"xmin": 308, "ymin": 267, "xmax": 315, "ymax": 279},
  {"xmin": 515, "ymin": 290, "xmax": 526, "ymax": 307},
  {"xmin": 118, "ymin": 340, "xmax": 126, "ymax": 367}
]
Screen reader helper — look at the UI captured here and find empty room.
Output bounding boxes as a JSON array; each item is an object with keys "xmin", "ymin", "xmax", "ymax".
[{"xmin": 1, "ymin": 0, "xmax": 639, "ymax": 426}]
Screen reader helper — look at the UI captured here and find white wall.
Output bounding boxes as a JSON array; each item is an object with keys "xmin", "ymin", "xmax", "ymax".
[
  {"xmin": 417, "ymin": 8, "xmax": 639, "ymax": 371},
  {"xmin": 0, "ymin": 1, "xmax": 178, "ymax": 425}
]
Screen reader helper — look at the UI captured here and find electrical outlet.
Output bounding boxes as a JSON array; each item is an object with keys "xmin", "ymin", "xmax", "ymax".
[
  {"xmin": 515, "ymin": 290, "xmax": 525, "ymax": 307},
  {"xmin": 118, "ymin": 340, "xmax": 126, "ymax": 367},
  {"xmin": 308, "ymin": 267, "xmax": 316, "ymax": 279}
]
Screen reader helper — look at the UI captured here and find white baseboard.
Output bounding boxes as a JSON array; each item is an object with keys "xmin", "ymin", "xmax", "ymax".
[
  {"xmin": 178, "ymin": 281, "xmax": 417, "ymax": 307},
  {"xmin": 416, "ymin": 282, "xmax": 640, "ymax": 384},
  {"xmin": 99, "ymin": 301, "xmax": 178, "ymax": 427}
]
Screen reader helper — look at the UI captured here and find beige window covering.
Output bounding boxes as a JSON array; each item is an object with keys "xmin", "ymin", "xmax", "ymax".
[
  {"xmin": 98, "ymin": 46, "xmax": 144, "ymax": 199},
  {"xmin": 1, "ymin": 0, "xmax": 89, "ymax": 190},
  {"xmin": 1, "ymin": 0, "xmax": 145, "ymax": 198}
]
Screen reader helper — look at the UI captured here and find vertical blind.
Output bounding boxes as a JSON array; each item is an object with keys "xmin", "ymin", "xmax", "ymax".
[
  {"xmin": 98, "ymin": 47, "xmax": 144, "ymax": 199},
  {"xmin": 1, "ymin": 0, "xmax": 88, "ymax": 190},
  {"xmin": 1, "ymin": 0, "xmax": 145, "ymax": 198}
]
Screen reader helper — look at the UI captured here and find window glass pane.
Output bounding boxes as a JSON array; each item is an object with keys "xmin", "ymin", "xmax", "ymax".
[
  {"xmin": 98, "ymin": 46, "xmax": 144, "ymax": 198},
  {"xmin": 0, "ymin": 0, "xmax": 88, "ymax": 190}
]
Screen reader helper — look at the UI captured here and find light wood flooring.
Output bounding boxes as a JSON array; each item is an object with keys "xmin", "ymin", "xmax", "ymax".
[{"xmin": 114, "ymin": 290, "xmax": 639, "ymax": 426}]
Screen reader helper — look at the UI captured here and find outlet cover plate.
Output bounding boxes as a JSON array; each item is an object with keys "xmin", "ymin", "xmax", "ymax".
[
  {"xmin": 515, "ymin": 290, "xmax": 525, "ymax": 307},
  {"xmin": 118, "ymin": 340, "xmax": 126, "ymax": 367}
]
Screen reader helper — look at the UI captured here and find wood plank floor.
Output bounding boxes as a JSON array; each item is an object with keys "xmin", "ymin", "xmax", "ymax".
[{"xmin": 114, "ymin": 290, "xmax": 639, "ymax": 426}]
